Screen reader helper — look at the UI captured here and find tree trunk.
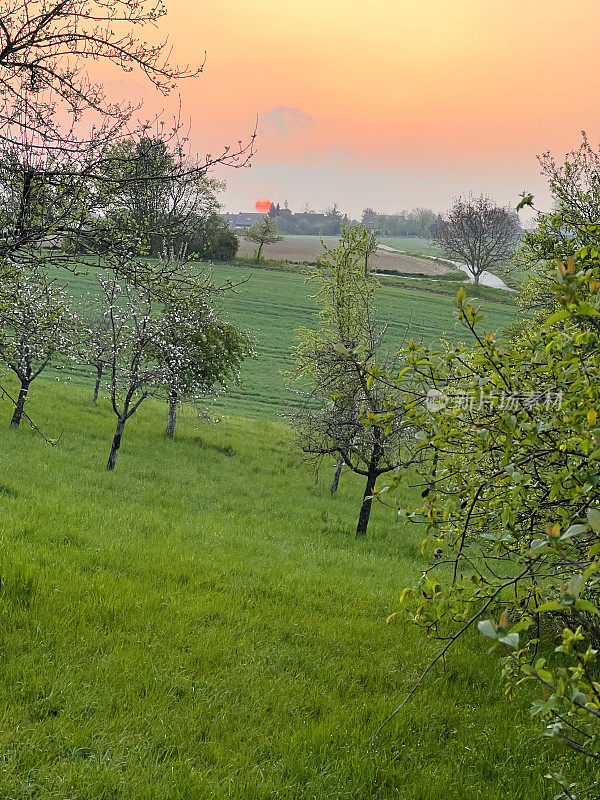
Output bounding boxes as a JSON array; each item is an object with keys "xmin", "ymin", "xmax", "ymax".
[
  {"xmin": 356, "ymin": 467, "xmax": 378, "ymax": 538},
  {"xmin": 330, "ymin": 458, "xmax": 344, "ymax": 495},
  {"xmin": 10, "ymin": 380, "xmax": 29, "ymax": 428},
  {"xmin": 93, "ymin": 364, "xmax": 103, "ymax": 404},
  {"xmin": 473, "ymin": 271, "xmax": 480, "ymax": 287},
  {"xmin": 166, "ymin": 390, "xmax": 178, "ymax": 438},
  {"xmin": 107, "ymin": 416, "xmax": 126, "ymax": 471},
  {"xmin": 256, "ymin": 242, "xmax": 264, "ymax": 263}
]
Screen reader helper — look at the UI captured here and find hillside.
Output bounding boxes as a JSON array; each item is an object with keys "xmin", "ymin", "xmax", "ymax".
[{"xmin": 0, "ymin": 380, "xmax": 554, "ymax": 799}]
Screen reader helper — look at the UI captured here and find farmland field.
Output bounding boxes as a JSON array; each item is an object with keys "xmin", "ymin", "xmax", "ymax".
[
  {"xmin": 237, "ymin": 234, "xmax": 453, "ymax": 277},
  {"xmin": 60, "ymin": 260, "xmax": 518, "ymax": 418}
]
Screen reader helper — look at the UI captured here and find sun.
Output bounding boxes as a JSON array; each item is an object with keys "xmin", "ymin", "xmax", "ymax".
[{"xmin": 255, "ymin": 198, "xmax": 273, "ymax": 214}]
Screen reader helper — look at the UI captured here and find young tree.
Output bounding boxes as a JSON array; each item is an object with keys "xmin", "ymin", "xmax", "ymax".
[
  {"xmin": 432, "ymin": 194, "xmax": 521, "ymax": 287},
  {"xmin": 157, "ymin": 286, "xmax": 253, "ymax": 438},
  {"xmin": 290, "ymin": 224, "xmax": 413, "ymax": 537},
  {"xmin": 100, "ymin": 272, "xmax": 174, "ymax": 470},
  {"xmin": 244, "ymin": 216, "xmax": 283, "ymax": 263},
  {"xmin": 0, "ymin": 263, "xmax": 76, "ymax": 427},
  {"xmin": 78, "ymin": 314, "xmax": 113, "ymax": 404}
]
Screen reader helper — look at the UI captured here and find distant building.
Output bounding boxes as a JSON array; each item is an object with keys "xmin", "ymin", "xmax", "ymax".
[{"xmin": 221, "ymin": 212, "xmax": 264, "ymax": 230}]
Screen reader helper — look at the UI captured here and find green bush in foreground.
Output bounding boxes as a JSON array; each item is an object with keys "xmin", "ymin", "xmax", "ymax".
[{"xmin": 381, "ymin": 249, "xmax": 600, "ymax": 798}]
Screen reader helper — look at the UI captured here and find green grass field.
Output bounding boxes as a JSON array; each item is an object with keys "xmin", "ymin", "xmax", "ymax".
[
  {"xmin": 0, "ymin": 378, "xmax": 559, "ymax": 799},
  {"xmin": 62, "ymin": 260, "xmax": 518, "ymax": 418},
  {"xmin": 0, "ymin": 260, "xmax": 549, "ymax": 798}
]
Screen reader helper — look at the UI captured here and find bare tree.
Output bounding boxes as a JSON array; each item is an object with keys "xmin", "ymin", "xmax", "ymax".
[
  {"xmin": 432, "ymin": 195, "xmax": 521, "ymax": 287},
  {"xmin": 0, "ymin": 0, "xmax": 198, "ymax": 144}
]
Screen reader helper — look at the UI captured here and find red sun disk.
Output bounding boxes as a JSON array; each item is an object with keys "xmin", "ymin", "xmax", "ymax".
[{"xmin": 255, "ymin": 198, "xmax": 273, "ymax": 214}]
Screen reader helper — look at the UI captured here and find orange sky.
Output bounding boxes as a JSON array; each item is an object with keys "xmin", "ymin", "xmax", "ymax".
[{"xmin": 112, "ymin": 0, "xmax": 600, "ymax": 214}]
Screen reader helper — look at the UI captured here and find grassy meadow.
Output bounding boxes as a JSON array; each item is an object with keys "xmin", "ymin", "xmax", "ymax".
[
  {"xmin": 0, "ymin": 260, "xmax": 549, "ymax": 799},
  {"xmin": 0, "ymin": 377, "xmax": 558, "ymax": 799}
]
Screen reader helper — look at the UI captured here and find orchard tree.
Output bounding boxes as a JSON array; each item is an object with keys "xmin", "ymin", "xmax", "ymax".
[
  {"xmin": 100, "ymin": 272, "xmax": 176, "ymax": 470},
  {"xmin": 0, "ymin": 263, "xmax": 76, "ymax": 427},
  {"xmin": 290, "ymin": 223, "xmax": 414, "ymax": 537},
  {"xmin": 77, "ymin": 313, "xmax": 113, "ymax": 404},
  {"xmin": 244, "ymin": 216, "xmax": 283, "ymax": 263},
  {"xmin": 432, "ymin": 194, "xmax": 521, "ymax": 287},
  {"xmin": 157, "ymin": 286, "xmax": 253, "ymax": 438}
]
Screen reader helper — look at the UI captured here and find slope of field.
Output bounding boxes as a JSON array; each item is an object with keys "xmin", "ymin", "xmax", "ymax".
[
  {"xmin": 63, "ymin": 261, "xmax": 518, "ymax": 418},
  {"xmin": 0, "ymin": 380, "xmax": 555, "ymax": 799},
  {"xmin": 237, "ymin": 234, "xmax": 452, "ymax": 276}
]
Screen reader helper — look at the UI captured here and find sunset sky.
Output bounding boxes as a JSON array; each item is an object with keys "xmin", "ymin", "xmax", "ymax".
[{"xmin": 123, "ymin": 0, "xmax": 600, "ymax": 216}]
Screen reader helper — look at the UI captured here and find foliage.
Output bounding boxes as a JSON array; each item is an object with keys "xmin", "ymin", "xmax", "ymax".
[
  {"xmin": 374, "ymin": 208, "xmax": 441, "ymax": 238},
  {"xmin": 515, "ymin": 134, "xmax": 600, "ymax": 328},
  {"xmin": 244, "ymin": 216, "xmax": 283, "ymax": 263},
  {"xmin": 270, "ymin": 204, "xmax": 346, "ymax": 236},
  {"xmin": 379, "ymin": 249, "xmax": 600, "ymax": 797},
  {"xmin": 103, "ymin": 136, "xmax": 225, "ymax": 259},
  {"xmin": 0, "ymin": 262, "xmax": 77, "ymax": 427},
  {"xmin": 290, "ymin": 223, "xmax": 414, "ymax": 537},
  {"xmin": 187, "ymin": 213, "xmax": 239, "ymax": 261},
  {"xmin": 432, "ymin": 194, "xmax": 521, "ymax": 287}
]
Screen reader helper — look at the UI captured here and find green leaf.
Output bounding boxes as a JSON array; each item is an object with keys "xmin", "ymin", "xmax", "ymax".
[
  {"xmin": 477, "ymin": 619, "xmax": 498, "ymax": 639},
  {"xmin": 574, "ymin": 599, "xmax": 600, "ymax": 615},
  {"xmin": 536, "ymin": 600, "xmax": 564, "ymax": 612},
  {"xmin": 498, "ymin": 632, "xmax": 519, "ymax": 648},
  {"xmin": 587, "ymin": 507, "xmax": 600, "ymax": 533},
  {"xmin": 543, "ymin": 309, "xmax": 570, "ymax": 328},
  {"xmin": 560, "ymin": 524, "xmax": 589, "ymax": 540},
  {"xmin": 576, "ymin": 300, "xmax": 600, "ymax": 317},
  {"xmin": 566, "ymin": 574, "xmax": 583, "ymax": 598}
]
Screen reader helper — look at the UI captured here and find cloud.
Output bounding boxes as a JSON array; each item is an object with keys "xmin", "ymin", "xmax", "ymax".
[{"xmin": 261, "ymin": 107, "xmax": 315, "ymax": 137}]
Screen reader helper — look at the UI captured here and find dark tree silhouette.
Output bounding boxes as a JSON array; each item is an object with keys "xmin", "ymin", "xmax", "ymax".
[{"xmin": 432, "ymin": 195, "xmax": 521, "ymax": 287}]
